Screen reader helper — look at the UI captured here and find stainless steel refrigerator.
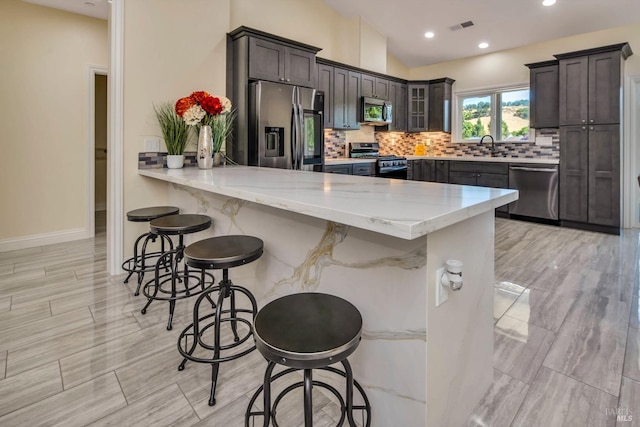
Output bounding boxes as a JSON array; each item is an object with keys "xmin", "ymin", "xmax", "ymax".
[{"xmin": 248, "ymin": 81, "xmax": 324, "ymax": 170}]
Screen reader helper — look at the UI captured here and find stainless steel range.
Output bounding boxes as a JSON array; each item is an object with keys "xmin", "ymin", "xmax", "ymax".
[{"xmin": 349, "ymin": 142, "xmax": 408, "ymax": 179}]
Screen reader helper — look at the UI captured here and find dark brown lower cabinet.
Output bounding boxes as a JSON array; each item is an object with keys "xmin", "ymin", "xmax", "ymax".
[
  {"xmin": 408, "ymin": 159, "xmax": 449, "ymax": 182},
  {"xmin": 449, "ymin": 161, "xmax": 509, "ymax": 213},
  {"xmin": 559, "ymin": 124, "xmax": 620, "ymax": 228},
  {"xmin": 324, "ymin": 162, "xmax": 375, "ymax": 176}
]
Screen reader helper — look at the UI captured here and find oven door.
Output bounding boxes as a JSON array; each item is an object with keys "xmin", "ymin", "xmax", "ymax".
[{"xmin": 377, "ymin": 166, "xmax": 407, "ymax": 180}]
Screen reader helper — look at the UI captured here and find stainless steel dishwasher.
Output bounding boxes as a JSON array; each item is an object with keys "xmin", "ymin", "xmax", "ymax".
[{"xmin": 508, "ymin": 164, "xmax": 559, "ymax": 220}]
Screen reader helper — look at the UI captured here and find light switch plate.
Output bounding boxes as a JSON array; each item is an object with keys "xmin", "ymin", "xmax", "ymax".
[
  {"xmin": 435, "ymin": 267, "xmax": 448, "ymax": 306},
  {"xmin": 144, "ymin": 137, "xmax": 160, "ymax": 152},
  {"xmin": 535, "ymin": 136, "xmax": 553, "ymax": 146}
]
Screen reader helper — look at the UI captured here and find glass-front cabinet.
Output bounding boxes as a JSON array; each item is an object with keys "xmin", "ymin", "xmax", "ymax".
[{"xmin": 408, "ymin": 83, "xmax": 429, "ymax": 132}]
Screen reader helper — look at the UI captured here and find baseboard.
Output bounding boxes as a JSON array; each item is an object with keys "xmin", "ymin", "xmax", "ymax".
[
  {"xmin": 560, "ymin": 220, "xmax": 621, "ymax": 235},
  {"xmin": 0, "ymin": 228, "xmax": 91, "ymax": 253}
]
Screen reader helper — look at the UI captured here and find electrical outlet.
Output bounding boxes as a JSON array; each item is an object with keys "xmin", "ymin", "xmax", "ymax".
[
  {"xmin": 435, "ymin": 266, "xmax": 448, "ymax": 306},
  {"xmin": 144, "ymin": 137, "xmax": 160, "ymax": 152}
]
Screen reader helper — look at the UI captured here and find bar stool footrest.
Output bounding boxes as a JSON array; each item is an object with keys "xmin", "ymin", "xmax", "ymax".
[{"xmin": 245, "ymin": 366, "xmax": 371, "ymax": 427}]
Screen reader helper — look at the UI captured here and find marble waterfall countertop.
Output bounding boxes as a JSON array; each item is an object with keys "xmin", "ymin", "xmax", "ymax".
[{"xmin": 139, "ymin": 166, "xmax": 517, "ymax": 240}]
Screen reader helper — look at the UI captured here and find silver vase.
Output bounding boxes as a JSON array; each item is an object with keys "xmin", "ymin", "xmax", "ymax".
[{"xmin": 197, "ymin": 125, "xmax": 214, "ymax": 169}]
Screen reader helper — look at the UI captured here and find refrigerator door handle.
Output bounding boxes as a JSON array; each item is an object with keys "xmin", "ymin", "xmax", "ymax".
[
  {"xmin": 290, "ymin": 88, "xmax": 298, "ymax": 170},
  {"xmin": 292, "ymin": 87, "xmax": 304, "ymax": 170},
  {"xmin": 297, "ymin": 102, "xmax": 304, "ymax": 170}
]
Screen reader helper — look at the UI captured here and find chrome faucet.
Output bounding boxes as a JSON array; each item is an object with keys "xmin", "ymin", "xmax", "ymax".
[{"xmin": 479, "ymin": 134, "xmax": 495, "ymax": 155}]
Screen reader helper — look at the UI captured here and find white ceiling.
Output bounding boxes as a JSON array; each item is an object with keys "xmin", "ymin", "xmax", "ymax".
[
  {"xmin": 22, "ymin": 0, "xmax": 108, "ymax": 21},
  {"xmin": 21, "ymin": 0, "xmax": 640, "ymax": 67},
  {"xmin": 322, "ymin": 0, "xmax": 640, "ymax": 67}
]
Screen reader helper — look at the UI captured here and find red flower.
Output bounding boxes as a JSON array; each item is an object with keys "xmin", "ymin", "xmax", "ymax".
[
  {"xmin": 200, "ymin": 96, "xmax": 223, "ymax": 116},
  {"xmin": 175, "ymin": 97, "xmax": 194, "ymax": 117},
  {"xmin": 190, "ymin": 91, "xmax": 210, "ymax": 104}
]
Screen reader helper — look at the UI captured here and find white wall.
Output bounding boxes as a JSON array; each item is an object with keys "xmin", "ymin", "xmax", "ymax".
[
  {"xmin": 121, "ymin": 0, "xmax": 231, "ymax": 253},
  {"xmin": 230, "ymin": 0, "xmax": 363, "ymax": 68},
  {"xmin": 359, "ymin": 18, "xmax": 387, "ymax": 73},
  {"xmin": 0, "ymin": 0, "xmax": 108, "ymax": 245}
]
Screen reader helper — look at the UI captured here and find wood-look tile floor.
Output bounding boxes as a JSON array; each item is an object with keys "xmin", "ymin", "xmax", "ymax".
[{"xmin": 0, "ymin": 214, "xmax": 638, "ymax": 426}]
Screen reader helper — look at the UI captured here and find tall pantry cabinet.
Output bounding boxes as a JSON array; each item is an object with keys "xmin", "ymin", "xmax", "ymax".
[{"xmin": 555, "ymin": 43, "xmax": 632, "ymax": 233}]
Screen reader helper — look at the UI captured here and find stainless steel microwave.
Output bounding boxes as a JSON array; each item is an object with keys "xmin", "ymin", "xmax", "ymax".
[{"xmin": 361, "ymin": 97, "xmax": 392, "ymax": 124}]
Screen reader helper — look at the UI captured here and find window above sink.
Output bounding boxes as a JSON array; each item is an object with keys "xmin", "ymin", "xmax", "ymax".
[{"xmin": 453, "ymin": 84, "xmax": 531, "ymax": 143}]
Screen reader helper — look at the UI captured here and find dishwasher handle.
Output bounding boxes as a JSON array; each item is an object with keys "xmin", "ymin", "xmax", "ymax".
[{"xmin": 509, "ymin": 166, "xmax": 558, "ymax": 173}]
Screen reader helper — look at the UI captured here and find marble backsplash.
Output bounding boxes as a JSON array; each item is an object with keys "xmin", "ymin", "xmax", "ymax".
[{"xmin": 325, "ymin": 128, "xmax": 560, "ymax": 159}]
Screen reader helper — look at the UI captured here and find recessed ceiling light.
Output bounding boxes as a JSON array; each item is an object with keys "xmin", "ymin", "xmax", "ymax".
[
  {"xmin": 478, "ymin": 42, "xmax": 489, "ymax": 49},
  {"xmin": 424, "ymin": 31, "xmax": 435, "ymax": 39},
  {"xmin": 542, "ymin": 0, "xmax": 556, "ymax": 6}
]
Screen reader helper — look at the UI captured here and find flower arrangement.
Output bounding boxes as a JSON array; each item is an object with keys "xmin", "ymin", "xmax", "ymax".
[
  {"xmin": 153, "ymin": 102, "xmax": 189, "ymax": 155},
  {"xmin": 175, "ymin": 91, "xmax": 235, "ymax": 153}
]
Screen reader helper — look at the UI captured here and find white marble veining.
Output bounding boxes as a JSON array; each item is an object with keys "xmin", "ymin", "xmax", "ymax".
[
  {"xmin": 139, "ymin": 166, "xmax": 516, "ymax": 240},
  {"xmin": 142, "ymin": 169, "xmax": 500, "ymax": 426},
  {"xmin": 404, "ymin": 155, "xmax": 560, "ymax": 164}
]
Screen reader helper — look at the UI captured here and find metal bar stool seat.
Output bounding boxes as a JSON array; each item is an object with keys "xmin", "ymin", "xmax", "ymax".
[
  {"xmin": 177, "ymin": 235, "xmax": 263, "ymax": 407},
  {"xmin": 141, "ymin": 214, "xmax": 213, "ymax": 330},
  {"xmin": 121, "ymin": 206, "xmax": 179, "ymax": 295},
  {"xmin": 246, "ymin": 293, "xmax": 371, "ymax": 427}
]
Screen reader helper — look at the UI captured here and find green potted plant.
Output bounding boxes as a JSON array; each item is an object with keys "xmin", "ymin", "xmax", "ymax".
[{"xmin": 154, "ymin": 102, "xmax": 189, "ymax": 168}]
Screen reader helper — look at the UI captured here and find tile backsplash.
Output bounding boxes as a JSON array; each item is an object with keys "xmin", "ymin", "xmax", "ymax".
[
  {"xmin": 324, "ymin": 128, "xmax": 559, "ymax": 159},
  {"xmin": 138, "ymin": 152, "xmax": 198, "ymax": 168}
]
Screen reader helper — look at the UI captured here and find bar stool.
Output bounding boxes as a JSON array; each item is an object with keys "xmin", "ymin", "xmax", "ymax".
[
  {"xmin": 121, "ymin": 206, "xmax": 179, "ymax": 295},
  {"xmin": 177, "ymin": 235, "xmax": 262, "ymax": 406},
  {"xmin": 141, "ymin": 214, "xmax": 213, "ymax": 330},
  {"xmin": 245, "ymin": 293, "xmax": 371, "ymax": 427}
]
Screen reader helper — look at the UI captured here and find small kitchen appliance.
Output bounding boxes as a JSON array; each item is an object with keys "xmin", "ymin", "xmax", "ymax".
[{"xmin": 361, "ymin": 97, "xmax": 392, "ymax": 125}]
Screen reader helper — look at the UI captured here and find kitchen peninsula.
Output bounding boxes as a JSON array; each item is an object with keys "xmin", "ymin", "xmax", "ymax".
[{"xmin": 139, "ymin": 166, "xmax": 517, "ymax": 426}]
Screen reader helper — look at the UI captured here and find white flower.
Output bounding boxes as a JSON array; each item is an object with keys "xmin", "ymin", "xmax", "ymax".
[
  {"xmin": 219, "ymin": 96, "xmax": 232, "ymax": 113},
  {"xmin": 182, "ymin": 105, "xmax": 206, "ymax": 126}
]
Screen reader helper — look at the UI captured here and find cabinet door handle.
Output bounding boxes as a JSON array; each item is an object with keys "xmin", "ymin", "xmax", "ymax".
[
  {"xmin": 582, "ymin": 126, "xmax": 586, "ymax": 130},
  {"xmin": 581, "ymin": 119, "xmax": 586, "ymax": 123},
  {"xmin": 286, "ymin": 78, "xmax": 290, "ymax": 82},
  {"xmin": 280, "ymin": 78, "xmax": 285, "ymax": 81},
  {"xmin": 590, "ymin": 126, "xmax": 594, "ymax": 130},
  {"xmin": 589, "ymin": 119, "xmax": 594, "ymax": 123}
]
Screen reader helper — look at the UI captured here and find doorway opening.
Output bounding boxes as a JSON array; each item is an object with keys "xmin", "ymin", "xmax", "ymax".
[{"xmin": 88, "ymin": 66, "xmax": 109, "ymax": 237}]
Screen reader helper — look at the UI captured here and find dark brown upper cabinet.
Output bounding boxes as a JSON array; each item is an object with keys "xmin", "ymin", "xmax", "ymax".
[
  {"xmin": 555, "ymin": 43, "xmax": 631, "ymax": 126},
  {"xmin": 361, "ymin": 73, "xmax": 390, "ymax": 100},
  {"xmin": 408, "ymin": 78, "xmax": 454, "ymax": 133},
  {"xmin": 248, "ymin": 37, "xmax": 317, "ymax": 88},
  {"xmin": 317, "ymin": 63, "xmax": 334, "ymax": 129},
  {"xmin": 428, "ymin": 78, "xmax": 454, "ymax": 133},
  {"xmin": 526, "ymin": 60, "xmax": 559, "ymax": 128},
  {"xmin": 333, "ymin": 67, "xmax": 361, "ymax": 130},
  {"xmin": 408, "ymin": 83, "xmax": 429, "ymax": 132},
  {"xmin": 388, "ymin": 81, "xmax": 407, "ymax": 132}
]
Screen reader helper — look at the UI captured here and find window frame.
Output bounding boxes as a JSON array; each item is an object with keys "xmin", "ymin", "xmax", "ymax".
[{"xmin": 453, "ymin": 83, "xmax": 532, "ymax": 143}]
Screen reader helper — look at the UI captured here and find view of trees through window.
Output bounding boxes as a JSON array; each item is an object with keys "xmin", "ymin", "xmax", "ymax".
[{"xmin": 461, "ymin": 89, "xmax": 530, "ymax": 141}]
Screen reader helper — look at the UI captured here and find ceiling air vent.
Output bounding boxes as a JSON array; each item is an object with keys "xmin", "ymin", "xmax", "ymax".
[{"xmin": 449, "ymin": 20, "xmax": 475, "ymax": 31}]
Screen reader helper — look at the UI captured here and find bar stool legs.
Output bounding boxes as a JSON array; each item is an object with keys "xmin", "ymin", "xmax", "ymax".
[
  {"xmin": 140, "ymin": 214, "xmax": 213, "ymax": 330},
  {"xmin": 121, "ymin": 206, "xmax": 179, "ymax": 293},
  {"xmin": 246, "ymin": 360, "xmax": 371, "ymax": 427},
  {"xmin": 177, "ymin": 268, "xmax": 258, "ymax": 406}
]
